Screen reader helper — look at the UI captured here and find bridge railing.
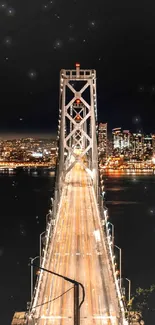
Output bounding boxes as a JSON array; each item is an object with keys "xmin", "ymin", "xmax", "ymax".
[
  {"xmin": 98, "ymin": 188, "xmax": 128, "ymax": 325},
  {"xmin": 29, "ymin": 214, "xmax": 54, "ymax": 314},
  {"xmin": 29, "ymin": 178, "xmax": 68, "ymax": 319}
]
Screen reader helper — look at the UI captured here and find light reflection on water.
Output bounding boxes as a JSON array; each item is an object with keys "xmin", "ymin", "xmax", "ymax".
[
  {"xmin": 0, "ymin": 168, "xmax": 55, "ymax": 178},
  {"xmin": 101, "ymin": 170, "xmax": 155, "ymax": 177},
  {"xmin": 106, "ymin": 200, "xmax": 139, "ymax": 205},
  {"xmin": 107, "ymin": 187, "xmax": 128, "ymax": 191}
]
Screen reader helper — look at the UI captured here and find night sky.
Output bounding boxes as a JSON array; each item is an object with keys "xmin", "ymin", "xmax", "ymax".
[
  {"xmin": 1, "ymin": 2, "xmax": 155, "ymax": 324},
  {"xmin": 0, "ymin": 0, "xmax": 155, "ymax": 135}
]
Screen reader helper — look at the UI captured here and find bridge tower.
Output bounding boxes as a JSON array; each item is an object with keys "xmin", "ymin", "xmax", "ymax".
[{"xmin": 57, "ymin": 63, "xmax": 99, "ymax": 197}]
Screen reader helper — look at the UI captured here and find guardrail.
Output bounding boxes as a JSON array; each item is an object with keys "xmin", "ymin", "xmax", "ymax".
[
  {"xmin": 29, "ymin": 169, "xmax": 72, "ymax": 323},
  {"xmin": 98, "ymin": 191, "xmax": 128, "ymax": 325},
  {"xmin": 29, "ymin": 183, "xmax": 64, "ymax": 319},
  {"xmin": 30, "ymin": 214, "xmax": 54, "ymax": 314}
]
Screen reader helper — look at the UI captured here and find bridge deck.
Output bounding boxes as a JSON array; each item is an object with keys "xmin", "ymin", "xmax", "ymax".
[{"xmin": 34, "ymin": 163, "xmax": 120, "ymax": 325}]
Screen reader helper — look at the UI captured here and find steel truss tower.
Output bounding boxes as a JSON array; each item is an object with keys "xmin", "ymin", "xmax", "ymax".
[{"xmin": 57, "ymin": 63, "xmax": 99, "ymax": 197}]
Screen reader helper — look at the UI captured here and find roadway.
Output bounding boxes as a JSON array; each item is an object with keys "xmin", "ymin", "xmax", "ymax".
[{"xmin": 33, "ymin": 163, "xmax": 120, "ymax": 325}]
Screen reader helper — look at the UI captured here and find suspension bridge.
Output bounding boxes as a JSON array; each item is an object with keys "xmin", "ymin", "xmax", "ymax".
[{"xmin": 11, "ymin": 64, "xmax": 128, "ymax": 325}]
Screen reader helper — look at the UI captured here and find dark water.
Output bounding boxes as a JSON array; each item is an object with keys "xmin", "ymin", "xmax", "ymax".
[
  {"xmin": 104, "ymin": 173, "xmax": 155, "ymax": 284},
  {"xmin": 104, "ymin": 172, "xmax": 155, "ymax": 324},
  {"xmin": 1, "ymin": 170, "xmax": 155, "ymax": 324},
  {"xmin": 0, "ymin": 169, "xmax": 55, "ymax": 325}
]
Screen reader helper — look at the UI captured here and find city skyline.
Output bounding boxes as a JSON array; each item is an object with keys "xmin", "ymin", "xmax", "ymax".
[{"xmin": 98, "ymin": 123, "xmax": 155, "ymax": 160}]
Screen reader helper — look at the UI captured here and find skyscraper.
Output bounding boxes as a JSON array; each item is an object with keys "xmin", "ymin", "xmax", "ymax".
[
  {"xmin": 112, "ymin": 127, "xmax": 122, "ymax": 156},
  {"xmin": 143, "ymin": 135, "xmax": 153, "ymax": 160},
  {"xmin": 98, "ymin": 123, "xmax": 107, "ymax": 161},
  {"xmin": 130, "ymin": 132, "xmax": 144, "ymax": 160},
  {"xmin": 112, "ymin": 128, "xmax": 131, "ymax": 158}
]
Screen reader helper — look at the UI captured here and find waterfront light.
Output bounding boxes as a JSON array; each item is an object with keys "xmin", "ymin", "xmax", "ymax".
[{"xmin": 152, "ymin": 157, "xmax": 155, "ymax": 164}]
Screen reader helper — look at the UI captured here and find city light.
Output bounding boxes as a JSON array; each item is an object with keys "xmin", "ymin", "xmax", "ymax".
[
  {"xmin": 0, "ymin": 137, "xmax": 57, "ymax": 169},
  {"xmin": 98, "ymin": 125, "xmax": 155, "ymax": 171},
  {"xmin": 31, "ymin": 152, "xmax": 43, "ymax": 158},
  {"xmin": 152, "ymin": 157, "xmax": 155, "ymax": 164}
]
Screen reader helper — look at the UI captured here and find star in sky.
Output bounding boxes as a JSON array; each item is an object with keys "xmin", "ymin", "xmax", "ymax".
[
  {"xmin": 4, "ymin": 36, "xmax": 12, "ymax": 46},
  {"xmin": 0, "ymin": 2, "xmax": 6, "ymax": 9},
  {"xmin": 54, "ymin": 13, "xmax": 60, "ymax": 19},
  {"xmin": 6, "ymin": 7, "xmax": 15, "ymax": 16},
  {"xmin": 53, "ymin": 39, "xmax": 63, "ymax": 50},
  {"xmin": 19, "ymin": 223, "xmax": 26, "ymax": 236},
  {"xmin": 138, "ymin": 85, "xmax": 144, "ymax": 92},
  {"xmin": 132, "ymin": 116, "xmax": 141, "ymax": 125},
  {"xmin": 42, "ymin": 1, "xmax": 54, "ymax": 11},
  {"xmin": 28, "ymin": 70, "xmax": 37, "ymax": 80},
  {"xmin": 88, "ymin": 20, "xmax": 97, "ymax": 31}
]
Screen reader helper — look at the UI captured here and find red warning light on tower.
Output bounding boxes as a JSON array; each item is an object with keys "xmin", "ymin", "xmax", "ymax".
[
  {"xmin": 76, "ymin": 99, "xmax": 81, "ymax": 104},
  {"xmin": 75, "ymin": 114, "xmax": 82, "ymax": 122},
  {"xmin": 75, "ymin": 63, "xmax": 80, "ymax": 68}
]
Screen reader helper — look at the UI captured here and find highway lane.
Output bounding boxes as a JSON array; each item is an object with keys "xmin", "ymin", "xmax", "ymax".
[{"xmin": 33, "ymin": 163, "xmax": 120, "ymax": 325}]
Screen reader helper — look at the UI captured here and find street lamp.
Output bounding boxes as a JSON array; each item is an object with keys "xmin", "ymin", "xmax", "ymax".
[
  {"xmin": 46, "ymin": 210, "xmax": 52, "ymax": 224},
  {"xmin": 50, "ymin": 197, "xmax": 54, "ymax": 207},
  {"xmin": 114, "ymin": 245, "xmax": 122, "ymax": 290},
  {"xmin": 125, "ymin": 277, "xmax": 131, "ymax": 302},
  {"xmin": 107, "ymin": 221, "xmax": 114, "ymax": 251},
  {"xmin": 39, "ymin": 231, "xmax": 45, "ymax": 265},
  {"xmin": 31, "ymin": 263, "xmax": 85, "ymax": 325},
  {"xmin": 29, "ymin": 256, "xmax": 40, "ymax": 302}
]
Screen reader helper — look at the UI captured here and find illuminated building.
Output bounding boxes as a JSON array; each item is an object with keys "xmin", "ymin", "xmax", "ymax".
[
  {"xmin": 143, "ymin": 135, "xmax": 153, "ymax": 160},
  {"xmin": 152, "ymin": 134, "xmax": 155, "ymax": 156},
  {"xmin": 130, "ymin": 132, "xmax": 144, "ymax": 160},
  {"xmin": 0, "ymin": 137, "xmax": 57, "ymax": 164},
  {"xmin": 112, "ymin": 127, "xmax": 122, "ymax": 156},
  {"xmin": 112, "ymin": 128, "xmax": 130, "ymax": 157},
  {"xmin": 123, "ymin": 130, "xmax": 130, "ymax": 148},
  {"xmin": 98, "ymin": 123, "xmax": 107, "ymax": 161}
]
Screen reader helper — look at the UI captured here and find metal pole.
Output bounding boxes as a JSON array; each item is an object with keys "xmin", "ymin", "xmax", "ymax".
[
  {"xmin": 30, "ymin": 263, "xmax": 85, "ymax": 325},
  {"xmin": 125, "ymin": 278, "xmax": 131, "ymax": 324},
  {"xmin": 112, "ymin": 224, "xmax": 114, "ymax": 251},
  {"xmin": 115, "ymin": 245, "xmax": 122, "ymax": 290},
  {"xmin": 74, "ymin": 283, "xmax": 80, "ymax": 325},
  {"xmin": 120, "ymin": 247, "xmax": 122, "ymax": 290},
  {"xmin": 40, "ymin": 231, "xmax": 45, "ymax": 266},
  {"xmin": 30, "ymin": 259, "xmax": 33, "ymax": 302},
  {"xmin": 39, "ymin": 235, "xmax": 41, "ymax": 266},
  {"xmin": 31, "ymin": 263, "xmax": 85, "ymax": 308},
  {"xmin": 30, "ymin": 256, "xmax": 40, "ymax": 303},
  {"xmin": 125, "ymin": 278, "xmax": 131, "ymax": 302}
]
